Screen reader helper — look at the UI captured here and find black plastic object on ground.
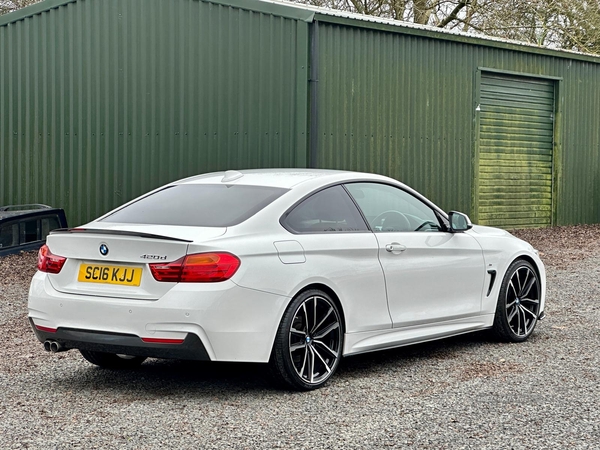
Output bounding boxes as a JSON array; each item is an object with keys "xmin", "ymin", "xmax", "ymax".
[{"xmin": 0, "ymin": 204, "xmax": 68, "ymax": 257}]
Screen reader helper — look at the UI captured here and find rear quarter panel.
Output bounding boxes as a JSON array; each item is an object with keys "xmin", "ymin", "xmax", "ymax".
[{"xmin": 212, "ymin": 230, "xmax": 392, "ymax": 334}]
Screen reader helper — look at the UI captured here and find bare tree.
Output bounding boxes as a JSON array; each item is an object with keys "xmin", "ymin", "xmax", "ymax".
[
  {"xmin": 294, "ymin": 0, "xmax": 600, "ymax": 54},
  {"xmin": 468, "ymin": 0, "xmax": 600, "ymax": 53},
  {"xmin": 293, "ymin": 0, "xmax": 475, "ymax": 27},
  {"xmin": 0, "ymin": 0, "xmax": 42, "ymax": 15}
]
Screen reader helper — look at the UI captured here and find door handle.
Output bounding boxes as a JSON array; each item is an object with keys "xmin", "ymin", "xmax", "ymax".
[{"xmin": 385, "ymin": 242, "xmax": 406, "ymax": 253}]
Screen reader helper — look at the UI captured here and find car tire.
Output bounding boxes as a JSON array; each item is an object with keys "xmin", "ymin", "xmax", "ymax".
[
  {"xmin": 80, "ymin": 350, "xmax": 147, "ymax": 369},
  {"xmin": 270, "ymin": 289, "xmax": 343, "ymax": 391},
  {"xmin": 493, "ymin": 259, "xmax": 541, "ymax": 342}
]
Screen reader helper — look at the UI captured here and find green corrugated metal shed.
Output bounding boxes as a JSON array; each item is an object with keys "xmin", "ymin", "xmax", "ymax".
[
  {"xmin": 2, "ymin": 0, "xmax": 600, "ymax": 227},
  {"xmin": 1, "ymin": 0, "xmax": 312, "ymax": 226}
]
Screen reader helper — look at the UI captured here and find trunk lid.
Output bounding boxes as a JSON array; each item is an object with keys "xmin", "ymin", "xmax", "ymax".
[{"xmin": 45, "ymin": 225, "xmax": 226, "ymax": 300}]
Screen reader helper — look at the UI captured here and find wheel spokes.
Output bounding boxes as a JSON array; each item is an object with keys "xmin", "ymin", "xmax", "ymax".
[
  {"xmin": 299, "ymin": 346, "xmax": 308, "ymax": 379},
  {"xmin": 302, "ymin": 303, "xmax": 309, "ymax": 333},
  {"xmin": 519, "ymin": 306, "xmax": 533, "ymax": 334},
  {"xmin": 307, "ymin": 346, "xmax": 315, "ymax": 383},
  {"xmin": 313, "ymin": 321, "xmax": 339, "ymax": 340},
  {"xmin": 520, "ymin": 271, "xmax": 536, "ymax": 298},
  {"xmin": 312, "ymin": 297, "xmax": 318, "ymax": 334},
  {"xmin": 313, "ymin": 340, "xmax": 339, "ymax": 359},
  {"xmin": 290, "ymin": 327, "xmax": 305, "ymax": 336},
  {"xmin": 312, "ymin": 306, "xmax": 333, "ymax": 335},
  {"xmin": 290, "ymin": 341, "xmax": 306, "ymax": 352},
  {"xmin": 515, "ymin": 269, "xmax": 523, "ymax": 293},
  {"xmin": 507, "ymin": 306, "xmax": 518, "ymax": 323},
  {"xmin": 520, "ymin": 304, "xmax": 538, "ymax": 319},
  {"xmin": 312, "ymin": 346, "xmax": 333, "ymax": 374}
]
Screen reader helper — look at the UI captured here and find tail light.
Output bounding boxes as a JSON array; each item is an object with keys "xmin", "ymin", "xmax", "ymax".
[
  {"xmin": 149, "ymin": 252, "xmax": 240, "ymax": 283},
  {"xmin": 37, "ymin": 244, "xmax": 67, "ymax": 274}
]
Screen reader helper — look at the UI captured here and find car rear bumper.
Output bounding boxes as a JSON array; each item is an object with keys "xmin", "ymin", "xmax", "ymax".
[
  {"xmin": 30, "ymin": 319, "xmax": 211, "ymax": 360},
  {"xmin": 28, "ymin": 271, "xmax": 290, "ymax": 363}
]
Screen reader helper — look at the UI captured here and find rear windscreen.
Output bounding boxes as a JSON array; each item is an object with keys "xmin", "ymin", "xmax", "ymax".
[{"xmin": 102, "ymin": 184, "xmax": 288, "ymax": 227}]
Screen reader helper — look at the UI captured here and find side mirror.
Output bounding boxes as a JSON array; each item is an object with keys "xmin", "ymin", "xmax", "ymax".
[{"xmin": 448, "ymin": 211, "xmax": 473, "ymax": 232}]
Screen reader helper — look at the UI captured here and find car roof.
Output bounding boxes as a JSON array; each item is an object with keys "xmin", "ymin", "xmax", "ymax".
[
  {"xmin": 175, "ymin": 168, "xmax": 392, "ymax": 189},
  {"xmin": 0, "ymin": 206, "xmax": 66, "ymax": 221}
]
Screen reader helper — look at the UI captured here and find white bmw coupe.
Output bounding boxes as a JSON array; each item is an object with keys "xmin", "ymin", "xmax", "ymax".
[{"xmin": 29, "ymin": 169, "xmax": 545, "ymax": 390}]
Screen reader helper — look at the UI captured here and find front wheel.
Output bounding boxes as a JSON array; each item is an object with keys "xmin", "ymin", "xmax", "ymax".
[
  {"xmin": 270, "ymin": 289, "xmax": 343, "ymax": 391},
  {"xmin": 80, "ymin": 350, "xmax": 147, "ymax": 369},
  {"xmin": 493, "ymin": 259, "xmax": 541, "ymax": 342}
]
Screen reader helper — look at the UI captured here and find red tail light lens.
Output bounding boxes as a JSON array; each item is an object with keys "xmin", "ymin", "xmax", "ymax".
[
  {"xmin": 148, "ymin": 257, "xmax": 184, "ymax": 282},
  {"xmin": 149, "ymin": 252, "xmax": 240, "ymax": 283},
  {"xmin": 37, "ymin": 244, "xmax": 67, "ymax": 274}
]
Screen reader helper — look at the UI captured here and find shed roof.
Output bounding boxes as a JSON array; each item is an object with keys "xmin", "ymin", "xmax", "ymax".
[
  {"xmin": 267, "ymin": 0, "xmax": 600, "ymax": 64},
  {"xmin": 2, "ymin": 0, "xmax": 600, "ymax": 64}
]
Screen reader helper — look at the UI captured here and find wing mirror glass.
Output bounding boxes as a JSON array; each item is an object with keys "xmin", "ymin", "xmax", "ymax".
[{"xmin": 448, "ymin": 211, "xmax": 473, "ymax": 232}]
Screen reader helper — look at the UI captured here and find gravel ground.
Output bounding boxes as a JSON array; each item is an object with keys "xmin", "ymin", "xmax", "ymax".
[{"xmin": 1, "ymin": 226, "xmax": 599, "ymax": 449}]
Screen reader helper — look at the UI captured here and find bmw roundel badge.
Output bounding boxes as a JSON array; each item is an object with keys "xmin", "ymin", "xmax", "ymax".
[{"xmin": 99, "ymin": 243, "xmax": 109, "ymax": 256}]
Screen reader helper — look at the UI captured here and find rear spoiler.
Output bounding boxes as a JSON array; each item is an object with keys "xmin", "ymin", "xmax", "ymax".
[{"xmin": 50, "ymin": 228, "xmax": 192, "ymax": 243}]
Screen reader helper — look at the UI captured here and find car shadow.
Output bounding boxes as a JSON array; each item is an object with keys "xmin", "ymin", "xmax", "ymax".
[
  {"xmin": 53, "ymin": 330, "xmax": 510, "ymax": 397},
  {"xmin": 64, "ymin": 358, "xmax": 277, "ymax": 396},
  {"xmin": 336, "ymin": 331, "xmax": 493, "ymax": 377}
]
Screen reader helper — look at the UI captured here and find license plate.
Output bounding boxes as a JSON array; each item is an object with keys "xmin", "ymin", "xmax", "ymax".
[{"xmin": 78, "ymin": 264, "xmax": 142, "ymax": 286}]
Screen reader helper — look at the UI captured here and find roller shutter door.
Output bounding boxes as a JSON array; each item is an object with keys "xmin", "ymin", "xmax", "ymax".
[{"xmin": 477, "ymin": 73, "xmax": 555, "ymax": 228}]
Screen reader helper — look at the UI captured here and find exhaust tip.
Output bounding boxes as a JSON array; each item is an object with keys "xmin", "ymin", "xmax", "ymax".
[
  {"xmin": 49, "ymin": 341, "xmax": 62, "ymax": 353},
  {"xmin": 44, "ymin": 340, "xmax": 65, "ymax": 353}
]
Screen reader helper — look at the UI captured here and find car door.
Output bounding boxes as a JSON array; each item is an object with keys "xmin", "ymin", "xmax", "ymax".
[
  {"xmin": 281, "ymin": 184, "xmax": 392, "ymax": 333},
  {"xmin": 344, "ymin": 182, "xmax": 486, "ymax": 328}
]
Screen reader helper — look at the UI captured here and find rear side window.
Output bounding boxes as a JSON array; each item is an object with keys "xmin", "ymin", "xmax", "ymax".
[
  {"xmin": 41, "ymin": 217, "xmax": 60, "ymax": 240},
  {"xmin": 282, "ymin": 185, "xmax": 368, "ymax": 233},
  {"xmin": 0, "ymin": 216, "xmax": 61, "ymax": 248},
  {"xmin": 102, "ymin": 184, "xmax": 288, "ymax": 227},
  {"xmin": 0, "ymin": 224, "xmax": 18, "ymax": 248},
  {"xmin": 20, "ymin": 219, "xmax": 39, "ymax": 243}
]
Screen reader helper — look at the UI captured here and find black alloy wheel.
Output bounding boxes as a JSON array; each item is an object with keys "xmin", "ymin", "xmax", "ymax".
[
  {"xmin": 270, "ymin": 289, "xmax": 343, "ymax": 391},
  {"xmin": 493, "ymin": 259, "xmax": 541, "ymax": 342}
]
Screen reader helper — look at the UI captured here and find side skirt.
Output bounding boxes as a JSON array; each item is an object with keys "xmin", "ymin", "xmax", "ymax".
[{"xmin": 343, "ymin": 314, "xmax": 495, "ymax": 356}]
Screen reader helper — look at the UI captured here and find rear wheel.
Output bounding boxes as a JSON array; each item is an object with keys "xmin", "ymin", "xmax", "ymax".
[
  {"xmin": 493, "ymin": 259, "xmax": 541, "ymax": 342},
  {"xmin": 270, "ymin": 289, "xmax": 343, "ymax": 391},
  {"xmin": 80, "ymin": 350, "xmax": 146, "ymax": 369}
]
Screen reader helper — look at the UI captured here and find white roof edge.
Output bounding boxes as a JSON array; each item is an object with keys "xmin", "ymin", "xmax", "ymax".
[
  {"xmin": 263, "ymin": 0, "xmax": 600, "ymax": 60},
  {"xmin": 176, "ymin": 168, "xmax": 395, "ymax": 189}
]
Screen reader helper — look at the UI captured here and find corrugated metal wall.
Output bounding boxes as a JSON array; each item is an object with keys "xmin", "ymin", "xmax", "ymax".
[
  {"xmin": 559, "ymin": 61, "xmax": 600, "ymax": 225},
  {"xmin": 3, "ymin": 0, "xmax": 600, "ymax": 228},
  {"xmin": 316, "ymin": 24, "xmax": 473, "ymax": 215},
  {"xmin": 0, "ymin": 0, "xmax": 309, "ymax": 226},
  {"xmin": 314, "ymin": 20, "xmax": 600, "ymax": 226}
]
